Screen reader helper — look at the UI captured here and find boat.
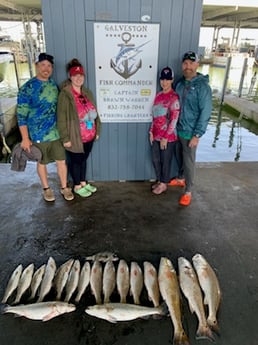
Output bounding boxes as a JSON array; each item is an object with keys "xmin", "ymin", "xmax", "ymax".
[
  {"xmin": 211, "ymin": 37, "xmax": 257, "ymax": 68},
  {"xmin": 0, "ymin": 50, "xmax": 12, "ymax": 82}
]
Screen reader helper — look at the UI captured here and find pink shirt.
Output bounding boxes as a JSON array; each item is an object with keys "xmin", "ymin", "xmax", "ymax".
[
  {"xmin": 150, "ymin": 89, "xmax": 180, "ymax": 142},
  {"xmin": 72, "ymin": 88, "xmax": 97, "ymax": 143}
]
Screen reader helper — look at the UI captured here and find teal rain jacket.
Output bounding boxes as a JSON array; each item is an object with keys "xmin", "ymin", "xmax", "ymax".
[{"xmin": 175, "ymin": 73, "xmax": 212, "ymax": 139}]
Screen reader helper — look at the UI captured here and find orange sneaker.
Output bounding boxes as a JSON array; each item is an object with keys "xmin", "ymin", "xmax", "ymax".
[
  {"xmin": 168, "ymin": 178, "xmax": 185, "ymax": 187},
  {"xmin": 179, "ymin": 193, "xmax": 192, "ymax": 206}
]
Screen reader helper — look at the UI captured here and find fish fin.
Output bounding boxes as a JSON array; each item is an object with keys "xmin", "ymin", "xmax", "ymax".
[
  {"xmin": 196, "ymin": 324, "xmax": 215, "ymax": 342},
  {"xmin": 42, "ymin": 311, "xmax": 57, "ymax": 322},
  {"xmin": 207, "ymin": 316, "xmax": 220, "ymax": 335},
  {"xmin": 107, "ymin": 316, "xmax": 118, "ymax": 323}
]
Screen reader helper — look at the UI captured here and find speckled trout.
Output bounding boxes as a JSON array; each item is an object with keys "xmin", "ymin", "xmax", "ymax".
[
  {"xmin": 85, "ymin": 302, "xmax": 167, "ymax": 323},
  {"xmin": 1, "ymin": 301, "xmax": 76, "ymax": 321},
  {"xmin": 1, "ymin": 264, "xmax": 23, "ymax": 304}
]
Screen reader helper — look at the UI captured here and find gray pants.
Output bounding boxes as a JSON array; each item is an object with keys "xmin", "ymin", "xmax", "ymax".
[
  {"xmin": 152, "ymin": 140, "xmax": 176, "ymax": 183},
  {"xmin": 179, "ymin": 137, "xmax": 197, "ymax": 193}
]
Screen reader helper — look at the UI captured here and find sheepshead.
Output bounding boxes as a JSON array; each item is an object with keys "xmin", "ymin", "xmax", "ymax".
[
  {"xmin": 143, "ymin": 261, "xmax": 160, "ymax": 307},
  {"xmin": 74, "ymin": 261, "xmax": 91, "ymax": 303},
  {"xmin": 54, "ymin": 258, "xmax": 74, "ymax": 300},
  {"xmin": 178, "ymin": 257, "xmax": 214, "ymax": 342},
  {"xmin": 158, "ymin": 257, "xmax": 190, "ymax": 345},
  {"xmin": 192, "ymin": 253, "xmax": 221, "ymax": 334},
  {"xmin": 64, "ymin": 259, "xmax": 80, "ymax": 303},
  {"xmin": 85, "ymin": 302, "xmax": 167, "ymax": 323},
  {"xmin": 29, "ymin": 264, "xmax": 46, "ymax": 301},
  {"xmin": 116, "ymin": 259, "xmax": 129, "ymax": 303},
  {"xmin": 90, "ymin": 260, "xmax": 103, "ymax": 304},
  {"xmin": 103, "ymin": 260, "xmax": 116, "ymax": 303},
  {"xmin": 86, "ymin": 251, "xmax": 119, "ymax": 262},
  {"xmin": 1, "ymin": 264, "xmax": 23, "ymax": 304},
  {"xmin": 130, "ymin": 261, "xmax": 143, "ymax": 305},
  {"xmin": 13, "ymin": 263, "xmax": 34, "ymax": 304},
  {"xmin": 37, "ymin": 256, "xmax": 56, "ymax": 302},
  {"xmin": 1, "ymin": 301, "xmax": 76, "ymax": 321}
]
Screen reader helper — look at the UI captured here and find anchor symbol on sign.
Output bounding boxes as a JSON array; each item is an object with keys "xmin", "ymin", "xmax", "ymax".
[{"xmin": 110, "ymin": 32, "xmax": 150, "ymax": 80}]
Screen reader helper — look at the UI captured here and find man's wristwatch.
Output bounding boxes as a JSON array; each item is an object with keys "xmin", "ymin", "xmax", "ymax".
[{"xmin": 194, "ymin": 134, "xmax": 200, "ymax": 138}]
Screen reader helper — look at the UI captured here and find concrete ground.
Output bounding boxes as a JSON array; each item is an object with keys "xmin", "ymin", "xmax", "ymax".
[{"xmin": 0, "ymin": 161, "xmax": 258, "ymax": 345}]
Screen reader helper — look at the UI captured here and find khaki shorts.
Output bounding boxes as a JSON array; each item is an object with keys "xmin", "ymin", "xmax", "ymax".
[{"xmin": 33, "ymin": 140, "xmax": 66, "ymax": 164}]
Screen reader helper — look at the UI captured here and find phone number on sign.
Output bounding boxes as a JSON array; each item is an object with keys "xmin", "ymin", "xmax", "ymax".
[{"xmin": 107, "ymin": 104, "xmax": 145, "ymax": 110}]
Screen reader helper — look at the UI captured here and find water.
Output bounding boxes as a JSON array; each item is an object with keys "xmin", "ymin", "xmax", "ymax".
[
  {"xmin": 197, "ymin": 61, "xmax": 258, "ymax": 162},
  {"xmin": 1, "ymin": 61, "xmax": 258, "ymax": 163}
]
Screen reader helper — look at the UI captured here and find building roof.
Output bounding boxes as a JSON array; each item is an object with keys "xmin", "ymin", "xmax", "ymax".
[
  {"xmin": 202, "ymin": 4, "xmax": 258, "ymax": 28},
  {"xmin": 0, "ymin": 0, "xmax": 41, "ymax": 22},
  {"xmin": 0, "ymin": 1, "xmax": 258, "ymax": 29}
]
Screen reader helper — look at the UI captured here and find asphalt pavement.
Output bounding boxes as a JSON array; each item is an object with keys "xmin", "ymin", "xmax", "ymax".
[{"xmin": 0, "ymin": 161, "xmax": 257, "ymax": 345}]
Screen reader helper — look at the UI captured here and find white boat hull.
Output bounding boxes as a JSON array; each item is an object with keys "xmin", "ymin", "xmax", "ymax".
[{"xmin": 0, "ymin": 52, "xmax": 12, "ymax": 82}]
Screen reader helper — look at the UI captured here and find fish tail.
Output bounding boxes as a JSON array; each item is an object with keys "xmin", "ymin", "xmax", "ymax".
[
  {"xmin": 0, "ymin": 303, "xmax": 9, "ymax": 314},
  {"xmin": 152, "ymin": 302, "xmax": 169, "ymax": 320},
  {"xmin": 158, "ymin": 301, "xmax": 169, "ymax": 316},
  {"xmin": 28, "ymin": 292, "xmax": 36, "ymax": 301},
  {"xmin": 173, "ymin": 331, "xmax": 190, "ymax": 345},
  {"xmin": 74, "ymin": 294, "xmax": 81, "ymax": 304},
  {"xmin": 207, "ymin": 316, "xmax": 220, "ymax": 335},
  {"xmin": 196, "ymin": 324, "xmax": 215, "ymax": 342},
  {"xmin": 1, "ymin": 296, "xmax": 7, "ymax": 304}
]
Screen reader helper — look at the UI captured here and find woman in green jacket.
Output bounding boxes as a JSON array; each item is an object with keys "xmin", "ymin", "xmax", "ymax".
[{"xmin": 57, "ymin": 58, "xmax": 101, "ymax": 197}]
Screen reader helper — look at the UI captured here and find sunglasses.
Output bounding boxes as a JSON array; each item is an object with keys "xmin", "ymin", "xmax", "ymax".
[
  {"xmin": 183, "ymin": 52, "xmax": 198, "ymax": 62},
  {"xmin": 78, "ymin": 95, "xmax": 87, "ymax": 105}
]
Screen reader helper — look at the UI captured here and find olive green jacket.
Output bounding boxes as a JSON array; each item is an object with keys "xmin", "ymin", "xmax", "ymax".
[{"xmin": 57, "ymin": 81, "xmax": 101, "ymax": 153}]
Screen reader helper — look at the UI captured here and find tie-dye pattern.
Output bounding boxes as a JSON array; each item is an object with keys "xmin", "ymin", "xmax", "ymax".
[
  {"xmin": 150, "ymin": 89, "xmax": 180, "ymax": 141},
  {"xmin": 17, "ymin": 77, "xmax": 60, "ymax": 142}
]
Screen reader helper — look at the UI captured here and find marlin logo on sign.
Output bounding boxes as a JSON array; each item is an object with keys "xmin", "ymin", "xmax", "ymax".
[{"xmin": 110, "ymin": 32, "xmax": 150, "ymax": 79}]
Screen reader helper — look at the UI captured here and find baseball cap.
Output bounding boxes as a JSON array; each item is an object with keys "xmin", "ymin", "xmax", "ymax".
[
  {"xmin": 160, "ymin": 66, "xmax": 174, "ymax": 80},
  {"xmin": 36, "ymin": 52, "xmax": 54, "ymax": 64},
  {"xmin": 182, "ymin": 51, "xmax": 199, "ymax": 62},
  {"xmin": 69, "ymin": 66, "xmax": 85, "ymax": 77}
]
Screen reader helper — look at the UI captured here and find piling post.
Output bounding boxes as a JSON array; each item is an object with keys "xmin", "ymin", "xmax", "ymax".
[
  {"xmin": 238, "ymin": 58, "xmax": 248, "ymax": 98},
  {"xmin": 221, "ymin": 56, "xmax": 232, "ymax": 104}
]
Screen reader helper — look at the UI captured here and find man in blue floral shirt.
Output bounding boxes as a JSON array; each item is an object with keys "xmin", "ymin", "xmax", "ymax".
[{"xmin": 16, "ymin": 53, "xmax": 74, "ymax": 202}]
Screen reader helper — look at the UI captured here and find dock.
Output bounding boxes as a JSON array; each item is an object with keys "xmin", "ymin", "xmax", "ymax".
[
  {"xmin": 223, "ymin": 95, "xmax": 258, "ymax": 123},
  {"xmin": 0, "ymin": 96, "xmax": 17, "ymax": 136}
]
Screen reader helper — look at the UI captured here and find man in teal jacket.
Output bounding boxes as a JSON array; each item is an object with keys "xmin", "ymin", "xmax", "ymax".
[{"xmin": 171, "ymin": 51, "xmax": 212, "ymax": 206}]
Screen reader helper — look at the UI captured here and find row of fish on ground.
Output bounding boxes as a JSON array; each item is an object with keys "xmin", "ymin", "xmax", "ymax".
[{"xmin": 0, "ymin": 252, "xmax": 221, "ymax": 345}]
